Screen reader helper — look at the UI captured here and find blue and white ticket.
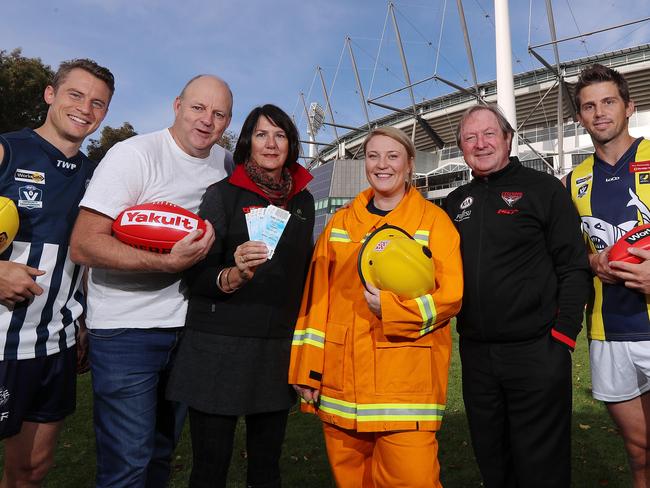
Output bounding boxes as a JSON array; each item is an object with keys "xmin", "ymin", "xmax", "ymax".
[
  {"xmin": 244, "ymin": 205, "xmax": 291, "ymax": 259},
  {"xmin": 261, "ymin": 205, "xmax": 291, "ymax": 259}
]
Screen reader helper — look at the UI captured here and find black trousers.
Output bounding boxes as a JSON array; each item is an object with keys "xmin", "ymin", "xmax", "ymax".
[
  {"xmin": 459, "ymin": 334, "xmax": 572, "ymax": 488},
  {"xmin": 188, "ymin": 407, "xmax": 290, "ymax": 488}
]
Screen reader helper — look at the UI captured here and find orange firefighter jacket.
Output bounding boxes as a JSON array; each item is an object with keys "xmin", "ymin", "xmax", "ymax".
[{"xmin": 289, "ymin": 186, "xmax": 463, "ymax": 432}]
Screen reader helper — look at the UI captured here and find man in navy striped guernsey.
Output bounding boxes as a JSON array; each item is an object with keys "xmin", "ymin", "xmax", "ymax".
[{"xmin": 0, "ymin": 59, "xmax": 114, "ymax": 486}]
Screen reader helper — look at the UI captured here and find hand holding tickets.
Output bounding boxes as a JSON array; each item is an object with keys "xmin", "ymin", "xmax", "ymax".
[{"xmin": 245, "ymin": 205, "xmax": 291, "ymax": 258}]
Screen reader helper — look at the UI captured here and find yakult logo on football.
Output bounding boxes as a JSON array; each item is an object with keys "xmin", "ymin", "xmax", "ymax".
[
  {"xmin": 120, "ymin": 210, "xmax": 199, "ymax": 231},
  {"xmin": 626, "ymin": 228, "xmax": 650, "ymax": 244}
]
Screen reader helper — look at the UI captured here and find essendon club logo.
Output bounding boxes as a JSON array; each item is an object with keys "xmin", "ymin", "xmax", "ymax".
[
  {"xmin": 626, "ymin": 228, "xmax": 650, "ymax": 244},
  {"xmin": 501, "ymin": 192, "xmax": 523, "ymax": 207}
]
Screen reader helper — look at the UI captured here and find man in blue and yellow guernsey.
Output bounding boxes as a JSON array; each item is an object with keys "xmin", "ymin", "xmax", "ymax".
[{"xmin": 567, "ymin": 63, "xmax": 650, "ymax": 487}]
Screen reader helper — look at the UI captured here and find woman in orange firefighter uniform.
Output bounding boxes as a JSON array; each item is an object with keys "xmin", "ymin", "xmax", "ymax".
[{"xmin": 289, "ymin": 126, "xmax": 463, "ymax": 488}]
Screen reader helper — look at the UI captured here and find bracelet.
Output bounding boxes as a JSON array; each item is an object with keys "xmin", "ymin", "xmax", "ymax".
[
  {"xmin": 225, "ymin": 267, "xmax": 240, "ymax": 292},
  {"xmin": 217, "ymin": 268, "xmax": 236, "ymax": 294}
]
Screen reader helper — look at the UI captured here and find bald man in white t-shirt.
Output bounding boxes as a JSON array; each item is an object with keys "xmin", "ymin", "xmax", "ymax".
[{"xmin": 70, "ymin": 74, "xmax": 234, "ymax": 488}]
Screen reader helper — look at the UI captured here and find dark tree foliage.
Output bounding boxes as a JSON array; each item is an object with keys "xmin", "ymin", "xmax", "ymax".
[
  {"xmin": 0, "ymin": 48, "xmax": 54, "ymax": 133},
  {"xmin": 86, "ymin": 122, "xmax": 138, "ymax": 162}
]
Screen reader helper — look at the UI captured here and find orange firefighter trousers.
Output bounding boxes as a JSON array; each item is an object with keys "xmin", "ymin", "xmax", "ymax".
[{"xmin": 323, "ymin": 423, "xmax": 442, "ymax": 488}]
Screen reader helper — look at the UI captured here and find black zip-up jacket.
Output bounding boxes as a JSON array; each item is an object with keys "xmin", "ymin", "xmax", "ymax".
[
  {"xmin": 445, "ymin": 158, "xmax": 591, "ymax": 349},
  {"xmin": 184, "ymin": 163, "xmax": 315, "ymax": 338}
]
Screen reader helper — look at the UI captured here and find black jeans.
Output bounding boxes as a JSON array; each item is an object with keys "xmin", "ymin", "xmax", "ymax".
[
  {"xmin": 460, "ymin": 334, "xmax": 573, "ymax": 488},
  {"xmin": 188, "ymin": 407, "xmax": 290, "ymax": 488}
]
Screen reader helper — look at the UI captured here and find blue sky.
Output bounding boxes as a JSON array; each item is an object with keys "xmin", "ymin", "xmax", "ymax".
[{"xmin": 1, "ymin": 0, "xmax": 648, "ymax": 153}]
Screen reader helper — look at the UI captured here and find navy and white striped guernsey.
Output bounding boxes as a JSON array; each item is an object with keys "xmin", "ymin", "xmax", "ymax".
[{"xmin": 0, "ymin": 128, "xmax": 96, "ymax": 360}]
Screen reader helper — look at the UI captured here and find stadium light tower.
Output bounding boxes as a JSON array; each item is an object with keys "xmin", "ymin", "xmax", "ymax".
[{"xmin": 308, "ymin": 102, "xmax": 325, "ymax": 159}]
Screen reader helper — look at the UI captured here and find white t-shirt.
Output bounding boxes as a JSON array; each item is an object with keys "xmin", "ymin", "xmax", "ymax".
[{"xmin": 80, "ymin": 129, "xmax": 229, "ymax": 329}]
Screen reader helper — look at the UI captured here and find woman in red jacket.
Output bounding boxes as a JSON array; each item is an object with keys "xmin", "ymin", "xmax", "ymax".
[{"xmin": 168, "ymin": 104, "xmax": 314, "ymax": 488}]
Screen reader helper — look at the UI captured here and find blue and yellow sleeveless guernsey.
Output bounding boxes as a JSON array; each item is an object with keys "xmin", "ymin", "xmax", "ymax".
[
  {"xmin": 568, "ymin": 137, "xmax": 650, "ymax": 341},
  {"xmin": 0, "ymin": 128, "xmax": 96, "ymax": 360}
]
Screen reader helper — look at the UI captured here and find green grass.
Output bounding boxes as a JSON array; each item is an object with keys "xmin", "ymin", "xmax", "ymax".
[{"xmin": 3, "ymin": 331, "xmax": 631, "ymax": 487}]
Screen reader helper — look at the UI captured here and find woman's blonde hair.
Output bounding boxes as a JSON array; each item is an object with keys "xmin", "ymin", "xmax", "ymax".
[{"xmin": 363, "ymin": 127, "xmax": 416, "ymax": 184}]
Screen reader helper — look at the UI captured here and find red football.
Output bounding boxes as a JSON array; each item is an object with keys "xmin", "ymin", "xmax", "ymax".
[
  {"xmin": 112, "ymin": 201, "xmax": 206, "ymax": 254},
  {"xmin": 608, "ymin": 223, "xmax": 650, "ymax": 264}
]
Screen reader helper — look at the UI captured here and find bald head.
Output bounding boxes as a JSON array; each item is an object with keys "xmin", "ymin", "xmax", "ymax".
[
  {"xmin": 179, "ymin": 74, "xmax": 233, "ymax": 116},
  {"xmin": 169, "ymin": 74, "xmax": 233, "ymax": 158}
]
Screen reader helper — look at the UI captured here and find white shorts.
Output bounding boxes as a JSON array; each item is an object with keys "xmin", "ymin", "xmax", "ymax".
[{"xmin": 590, "ymin": 340, "xmax": 650, "ymax": 402}]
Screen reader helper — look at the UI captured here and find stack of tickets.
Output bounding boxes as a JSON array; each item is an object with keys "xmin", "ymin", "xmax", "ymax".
[{"xmin": 244, "ymin": 205, "xmax": 291, "ymax": 259}]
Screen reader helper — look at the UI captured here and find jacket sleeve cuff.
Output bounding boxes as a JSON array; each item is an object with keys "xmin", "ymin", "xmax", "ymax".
[{"xmin": 551, "ymin": 328, "xmax": 577, "ymax": 350}]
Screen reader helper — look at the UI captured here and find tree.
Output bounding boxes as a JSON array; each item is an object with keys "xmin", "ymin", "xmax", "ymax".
[
  {"xmin": 87, "ymin": 122, "xmax": 138, "ymax": 162},
  {"xmin": 218, "ymin": 130, "xmax": 237, "ymax": 152},
  {"xmin": 0, "ymin": 48, "xmax": 54, "ymax": 133}
]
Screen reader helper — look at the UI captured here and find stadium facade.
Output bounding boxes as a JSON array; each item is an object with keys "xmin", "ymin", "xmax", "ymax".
[{"xmin": 307, "ymin": 44, "xmax": 650, "ymax": 237}]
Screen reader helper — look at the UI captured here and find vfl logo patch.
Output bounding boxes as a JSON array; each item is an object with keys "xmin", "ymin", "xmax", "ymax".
[
  {"xmin": 640, "ymin": 173, "xmax": 650, "ymax": 185},
  {"xmin": 460, "ymin": 197, "xmax": 473, "ymax": 210},
  {"xmin": 18, "ymin": 185, "xmax": 43, "ymax": 209},
  {"xmin": 14, "ymin": 169, "xmax": 45, "ymax": 185},
  {"xmin": 575, "ymin": 174, "xmax": 592, "ymax": 185},
  {"xmin": 501, "ymin": 192, "xmax": 523, "ymax": 207},
  {"xmin": 577, "ymin": 185, "xmax": 589, "ymax": 199}
]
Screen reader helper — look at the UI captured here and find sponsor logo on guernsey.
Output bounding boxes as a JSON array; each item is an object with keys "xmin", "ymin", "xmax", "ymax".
[
  {"xmin": 460, "ymin": 197, "xmax": 473, "ymax": 209},
  {"xmin": 14, "ymin": 169, "xmax": 45, "ymax": 184},
  {"xmin": 630, "ymin": 161, "xmax": 650, "ymax": 173},
  {"xmin": 575, "ymin": 174, "xmax": 592, "ymax": 185},
  {"xmin": 640, "ymin": 173, "xmax": 650, "ymax": 184},
  {"xmin": 501, "ymin": 191, "xmax": 523, "ymax": 207},
  {"xmin": 605, "ymin": 176, "xmax": 620, "ymax": 182},
  {"xmin": 18, "ymin": 185, "xmax": 43, "ymax": 209},
  {"xmin": 577, "ymin": 184, "xmax": 589, "ymax": 198},
  {"xmin": 56, "ymin": 159, "xmax": 77, "ymax": 170},
  {"xmin": 625, "ymin": 227, "xmax": 650, "ymax": 245},
  {"xmin": 120, "ymin": 210, "xmax": 199, "ymax": 231},
  {"xmin": 454, "ymin": 209, "xmax": 471, "ymax": 222},
  {"xmin": 497, "ymin": 209, "xmax": 519, "ymax": 215}
]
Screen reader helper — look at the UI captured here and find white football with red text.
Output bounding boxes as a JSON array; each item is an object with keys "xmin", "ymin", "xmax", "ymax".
[{"xmin": 112, "ymin": 201, "xmax": 206, "ymax": 254}]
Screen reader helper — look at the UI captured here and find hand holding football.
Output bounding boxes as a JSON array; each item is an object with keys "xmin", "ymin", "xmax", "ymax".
[{"xmin": 112, "ymin": 201, "xmax": 206, "ymax": 254}]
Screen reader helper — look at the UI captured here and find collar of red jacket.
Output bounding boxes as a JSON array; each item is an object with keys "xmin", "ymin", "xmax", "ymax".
[{"xmin": 228, "ymin": 162, "xmax": 313, "ymax": 202}]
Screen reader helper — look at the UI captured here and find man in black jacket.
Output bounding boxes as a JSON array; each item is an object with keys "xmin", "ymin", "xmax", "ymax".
[{"xmin": 445, "ymin": 104, "xmax": 591, "ymax": 487}]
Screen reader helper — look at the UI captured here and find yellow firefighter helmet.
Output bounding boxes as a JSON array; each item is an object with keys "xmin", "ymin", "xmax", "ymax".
[
  {"xmin": 0, "ymin": 197, "xmax": 19, "ymax": 254},
  {"xmin": 357, "ymin": 225, "xmax": 435, "ymax": 299}
]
